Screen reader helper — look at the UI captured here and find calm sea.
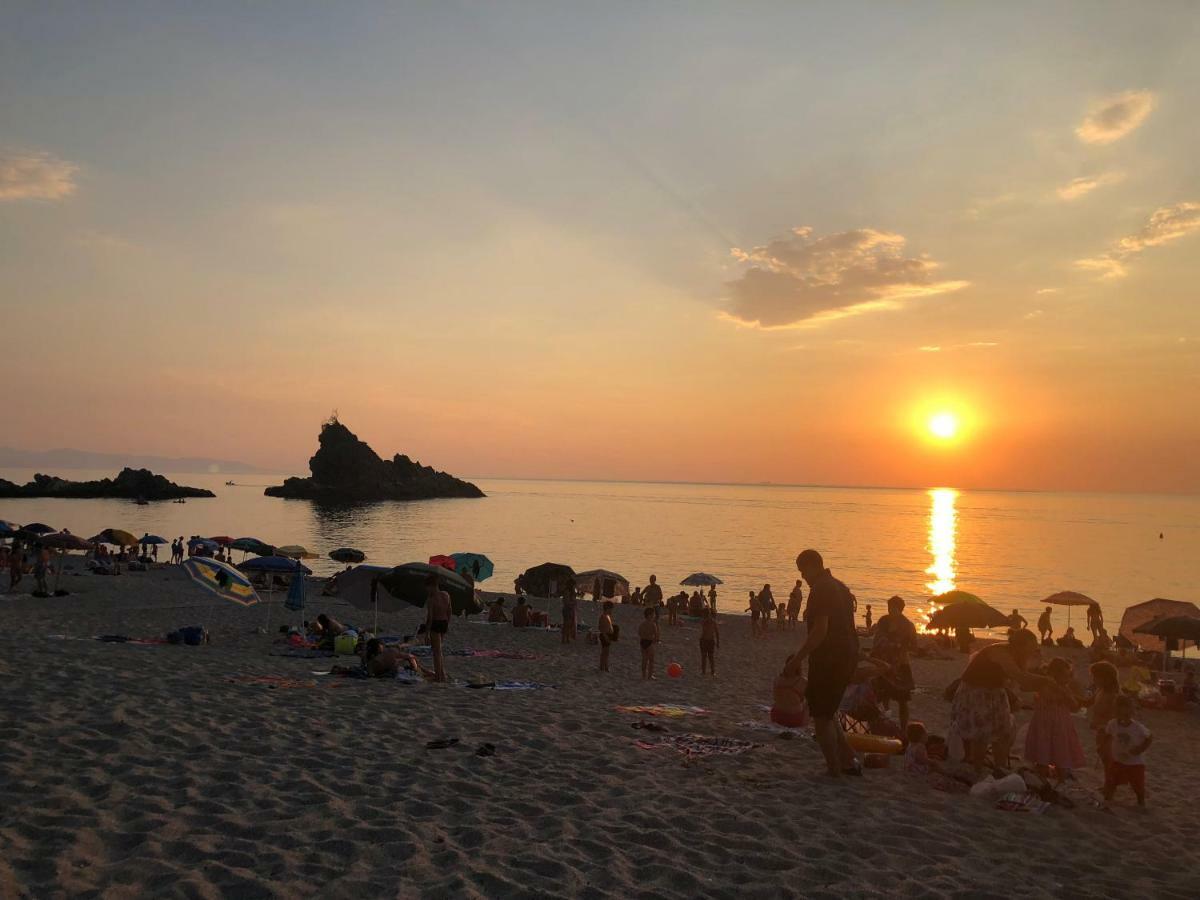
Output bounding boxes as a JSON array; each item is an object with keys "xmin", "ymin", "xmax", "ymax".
[{"xmin": 2, "ymin": 470, "xmax": 1196, "ymax": 629}]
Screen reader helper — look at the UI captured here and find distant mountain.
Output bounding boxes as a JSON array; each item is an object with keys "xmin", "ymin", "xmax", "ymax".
[{"xmin": 0, "ymin": 447, "xmax": 272, "ymax": 475}]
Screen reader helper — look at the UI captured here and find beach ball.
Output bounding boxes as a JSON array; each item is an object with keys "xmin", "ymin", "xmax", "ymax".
[{"xmin": 667, "ymin": 662, "xmax": 683, "ymax": 679}]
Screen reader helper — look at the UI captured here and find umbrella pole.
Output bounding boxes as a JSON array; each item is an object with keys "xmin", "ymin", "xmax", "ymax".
[{"xmin": 375, "ymin": 596, "xmax": 379, "ymax": 635}]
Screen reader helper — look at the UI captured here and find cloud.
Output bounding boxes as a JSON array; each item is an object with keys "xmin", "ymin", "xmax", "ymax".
[
  {"xmin": 0, "ymin": 150, "xmax": 79, "ymax": 201},
  {"xmin": 1076, "ymin": 202, "xmax": 1200, "ymax": 279},
  {"xmin": 723, "ymin": 226, "xmax": 968, "ymax": 329},
  {"xmin": 1035, "ymin": 288, "xmax": 1060, "ymax": 295},
  {"xmin": 919, "ymin": 346, "xmax": 941, "ymax": 353},
  {"xmin": 1075, "ymin": 90, "xmax": 1156, "ymax": 144},
  {"xmin": 1056, "ymin": 171, "xmax": 1125, "ymax": 201}
]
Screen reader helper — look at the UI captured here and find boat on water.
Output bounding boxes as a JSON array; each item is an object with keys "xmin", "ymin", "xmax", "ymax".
[{"xmin": 225, "ymin": 480, "xmax": 236, "ymax": 486}]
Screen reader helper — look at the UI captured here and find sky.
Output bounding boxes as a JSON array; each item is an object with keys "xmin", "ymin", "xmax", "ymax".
[{"xmin": 2, "ymin": 2, "xmax": 1198, "ymax": 492}]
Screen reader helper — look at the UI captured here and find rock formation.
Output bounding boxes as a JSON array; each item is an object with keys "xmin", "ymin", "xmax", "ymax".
[
  {"xmin": 0, "ymin": 468, "xmax": 215, "ymax": 500},
  {"xmin": 264, "ymin": 419, "xmax": 484, "ymax": 502}
]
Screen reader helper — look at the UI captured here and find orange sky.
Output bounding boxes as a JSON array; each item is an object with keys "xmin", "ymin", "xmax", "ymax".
[{"xmin": 2, "ymin": 5, "xmax": 1197, "ymax": 492}]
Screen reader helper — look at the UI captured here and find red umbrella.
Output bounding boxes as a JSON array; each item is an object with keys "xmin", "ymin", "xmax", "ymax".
[{"xmin": 428, "ymin": 555, "xmax": 457, "ymax": 572}]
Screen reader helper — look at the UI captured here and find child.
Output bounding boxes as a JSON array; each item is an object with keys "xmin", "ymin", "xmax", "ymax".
[
  {"xmin": 770, "ymin": 655, "xmax": 808, "ymax": 728},
  {"xmin": 1024, "ymin": 657, "xmax": 1085, "ymax": 781},
  {"xmin": 638, "ymin": 607, "xmax": 659, "ymax": 680},
  {"xmin": 775, "ymin": 599, "xmax": 786, "ymax": 631},
  {"xmin": 598, "ymin": 601, "xmax": 615, "ymax": 673},
  {"xmin": 699, "ymin": 608, "xmax": 720, "ymax": 675},
  {"xmin": 1088, "ymin": 660, "xmax": 1120, "ymax": 770},
  {"xmin": 864, "ymin": 604, "xmax": 873, "ymax": 632},
  {"xmin": 904, "ymin": 721, "xmax": 931, "ymax": 774},
  {"xmin": 747, "ymin": 591, "xmax": 760, "ymax": 637},
  {"xmin": 1104, "ymin": 695, "xmax": 1152, "ymax": 806}
]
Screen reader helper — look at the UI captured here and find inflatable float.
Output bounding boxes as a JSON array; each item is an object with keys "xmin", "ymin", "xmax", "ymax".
[{"xmin": 846, "ymin": 733, "xmax": 903, "ymax": 754}]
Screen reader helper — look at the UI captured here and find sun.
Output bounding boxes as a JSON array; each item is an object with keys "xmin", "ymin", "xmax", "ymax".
[{"xmin": 928, "ymin": 412, "xmax": 959, "ymax": 440}]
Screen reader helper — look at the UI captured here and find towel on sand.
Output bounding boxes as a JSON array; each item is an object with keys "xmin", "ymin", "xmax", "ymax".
[
  {"xmin": 635, "ymin": 734, "xmax": 760, "ymax": 757},
  {"xmin": 616, "ymin": 704, "xmax": 709, "ymax": 718}
]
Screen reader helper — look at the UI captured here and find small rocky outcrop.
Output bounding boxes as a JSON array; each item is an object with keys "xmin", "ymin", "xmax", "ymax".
[
  {"xmin": 0, "ymin": 468, "xmax": 214, "ymax": 500},
  {"xmin": 264, "ymin": 418, "xmax": 484, "ymax": 502}
]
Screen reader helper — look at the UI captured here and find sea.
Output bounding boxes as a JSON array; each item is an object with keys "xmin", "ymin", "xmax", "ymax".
[{"xmin": 2, "ymin": 469, "xmax": 1197, "ymax": 631}]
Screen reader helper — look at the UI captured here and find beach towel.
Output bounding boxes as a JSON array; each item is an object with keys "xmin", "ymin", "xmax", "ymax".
[
  {"xmin": 994, "ymin": 792, "xmax": 1050, "ymax": 814},
  {"xmin": 615, "ymin": 704, "xmax": 710, "ymax": 718},
  {"xmin": 635, "ymin": 734, "xmax": 760, "ymax": 758}
]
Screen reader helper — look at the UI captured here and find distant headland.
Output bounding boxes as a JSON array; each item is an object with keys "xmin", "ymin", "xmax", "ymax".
[
  {"xmin": 264, "ymin": 418, "xmax": 485, "ymax": 503},
  {"xmin": 0, "ymin": 468, "xmax": 215, "ymax": 500}
]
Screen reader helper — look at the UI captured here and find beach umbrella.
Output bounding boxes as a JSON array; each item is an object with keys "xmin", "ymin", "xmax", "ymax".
[
  {"xmin": 276, "ymin": 544, "xmax": 319, "ymax": 560},
  {"xmin": 1134, "ymin": 616, "xmax": 1200, "ymax": 644},
  {"xmin": 449, "ymin": 552, "xmax": 494, "ymax": 582},
  {"xmin": 208, "ymin": 535, "xmax": 235, "ymax": 546},
  {"xmin": 931, "ymin": 590, "xmax": 984, "ymax": 606},
  {"xmin": 1043, "ymin": 590, "xmax": 1095, "ymax": 628},
  {"xmin": 139, "ymin": 534, "xmax": 168, "ymax": 545},
  {"xmin": 231, "ymin": 537, "xmax": 273, "ymax": 554},
  {"xmin": 39, "ymin": 532, "xmax": 93, "ymax": 551},
  {"xmin": 1120, "ymin": 599, "xmax": 1200, "ymax": 655},
  {"xmin": 285, "ymin": 569, "xmax": 306, "ymax": 613},
  {"xmin": 329, "ymin": 548, "xmax": 366, "ymax": 564},
  {"xmin": 187, "ymin": 538, "xmax": 221, "ymax": 553},
  {"xmin": 181, "ymin": 557, "xmax": 259, "ymax": 607},
  {"xmin": 928, "ymin": 601, "xmax": 1011, "ymax": 631},
  {"xmin": 240, "ymin": 556, "xmax": 312, "ymax": 575},
  {"xmin": 428, "ymin": 554, "xmax": 457, "ymax": 571},
  {"xmin": 681, "ymin": 573, "xmax": 723, "ymax": 587},
  {"xmin": 329, "ymin": 564, "xmax": 404, "ymax": 632},
  {"xmin": 576, "ymin": 568, "xmax": 630, "ymax": 599},
  {"xmin": 376, "ymin": 562, "xmax": 482, "ymax": 616},
  {"xmin": 91, "ymin": 528, "xmax": 138, "ymax": 547},
  {"xmin": 23, "ymin": 523, "xmax": 56, "ymax": 535},
  {"xmin": 0, "ymin": 520, "xmax": 19, "ymax": 536},
  {"xmin": 518, "ymin": 562, "xmax": 576, "ymax": 599}
]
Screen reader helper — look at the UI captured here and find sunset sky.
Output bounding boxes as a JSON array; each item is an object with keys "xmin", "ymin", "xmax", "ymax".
[{"xmin": 3, "ymin": 3, "xmax": 1198, "ymax": 492}]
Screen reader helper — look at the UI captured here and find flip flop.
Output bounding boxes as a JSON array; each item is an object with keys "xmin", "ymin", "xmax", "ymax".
[{"xmin": 425, "ymin": 738, "xmax": 460, "ymax": 750}]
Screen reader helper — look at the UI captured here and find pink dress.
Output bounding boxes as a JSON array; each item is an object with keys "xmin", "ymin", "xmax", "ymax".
[{"xmin": 1024, "ymin": 692, "xmax": 1086, "ymax": 771}]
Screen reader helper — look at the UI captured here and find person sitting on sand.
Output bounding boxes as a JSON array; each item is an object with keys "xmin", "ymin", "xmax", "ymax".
[
  {"xmin": 598, "ymin": 601, "xmax": 615, "ymax": 673},
  {"xmin": 699, "ymin": 607, "xmax": 720, "ymax": 676},
  {"xmin": 771, "ymin": 655, "xmax": 808, "ymax": 728},
  {"xmin": 1090, "ymin": 628, "xmax": 1113, "ymax": 659},
  {"xmin": 487, "ymin": 597, "xmax": 509, "ymax": 623},
  {"xmin": 316, "ymin": 614, "xmax": 346, "ymax": 637},
  {"xmin": 950, "ymin": 629, "xmax": 1061, "ymax": 769},
  {"xmin": 1056, "ymin": 626, "xmax": 1084, "ymax": 649},
  {"xmin": 904, "ymin": 722, "xmax": 932, "ymax": 774},
  {"xmin": 360, "ymin": 639, "xmax": 435, "ymax": 679},
  {"xmin": 1037, "ymin": 606, "xmax": 1053, "ymax": 644},
  {"xmin": 425, "ymin": 573, "xmax": 451, "ymax": 682},
  {"xmin": 630, "ymin": 586, "xmax": 642, "ymax": 606},
  {"xmin": 512, "ymin": 595, "xmax": 532, "ymax": 628},
  {"xmin": 638, "ymin": 607, "xmax": 659, "ymax": 680}
]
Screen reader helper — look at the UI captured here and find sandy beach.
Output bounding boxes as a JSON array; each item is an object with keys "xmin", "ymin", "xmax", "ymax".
[{"xmin": 2, "ymin": 562, "xmax": 1198, "ymax": 899}]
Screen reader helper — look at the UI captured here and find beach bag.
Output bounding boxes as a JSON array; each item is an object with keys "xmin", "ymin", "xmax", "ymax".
[
  {"xmin": 335, "ymin": 633, "xmax": 358, "ymax": 655},
  {"xmin": 180, "ymin": 626, "xmax": 205, "ymax": 646}
]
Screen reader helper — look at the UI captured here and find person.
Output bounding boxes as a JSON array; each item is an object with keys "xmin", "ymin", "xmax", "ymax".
[
  {"xmin": 1056, "ymin": 626, "xmax": 1084, "ymax": 649},
  {"xmin": 1103, "ymin": 695, "xmax": 1152, "ymax": 807},
  {"xmin": 1009, "ymin": 609, "xmax": 1028, "ymax": 631},
  {"xmin": 708, "ymin": 586, "xmax": 718, "ymax": 613},
  {"xmin": 1086, "ymin": 602, "xmax": 1104, "ymax": 640},
  {"xmin": 638, "ymin": 607, "xmax": 659, "ymax": 680},
  {"xmin": 643, "ymin": 575, "xmax": 662, "ymax": 620},
  {"xmin": 33, "ymin": 547, "xmax": 49, "ymax": 595},
  {"xmin": 512, "ymin": 595, "xmax": 533, "ymax": 627},
  {"xmin": 783, "ymin": 550, "xmax": 860, "ymax": 778},
  {"xmin": 759, "ymin": 584, "xmax": 776, "ymax": 623},
  {"xmin": 786, "ymin": 579, "xmax": 803, "ymax": 629},
  {"xmin": 425, "ymin": 573, "xmax": 451, "ymax": 682},
  {"xmin": 316, "ymin": 613, "xmax": 346, "ymax": 637},
  {"xmin": 775, "ymin": 598, "xmax": 786, "ymax": 631},
  {"xmin": 771, "ymin": 656, "xmax": 808, "ymax": 728},
  {"xmin": 561, "ymin": 578, "xmax": 577, "ymax": 644},
  {"xmin": 950, "ymin": 629, "xmax": 1059, "ymax": 768},
  {"xmin": 666, "ymin": 591, "xmax": 679, "ymax": 626},
  {"xmin": 870, "ymin": 595, "xmax": 917, "ymax": 735},
  {"xmin": 1037, "ymin": 606, "xmax": 1054, "ymax": 644},
  {"xmin": 904, "ymin": 722, "xmax": 932, "ymax": 774},
  {"xmin": 151, "ymin": 542, "xmax": 159, "ymax": 562},
  {"xmin": 955, "ymin": 624, "xmax": 973, "ymax": 654},
  {"xmin": 1090, "ymin": 627, "xmax": 1113, "ymax": 659},
  {"xmin": 747, "ymin": 590, "xmax": 761, "ymax": 638},
  {"xmin": 487, "ymin": 597, "xmax": 509, "ymax": 623},
  {"xmin": 863, "ymin": 604, "xmax": 873, "ymax": 633},
  {"xmin": 598, "ymin": 601, "xmax": 615, "ymax": 673},
  {"xmin": 630, "ymin": 586, "xmax": 642, "ymax": 607},
  {"xmin": 1088, "ymin": 660, "xmax": 1120, "ymax": 770},
  {"xmin": 1024, "ymin": 657, "xmax": 1086, "ymax": 781},
  {"xmin": 1182, "ymin": 668, "xmax": 1197, "ymax": 704},
  {"xmin": 699, "ymin": 607, "xmax": 720, "ymax": 676},
  {"xmin": 592, "ymin": 577, "xmax": 602, "ymax": 603},
  {"xmin": 361, "ymin": 639, "xmax": 433, "ymax": 679}
]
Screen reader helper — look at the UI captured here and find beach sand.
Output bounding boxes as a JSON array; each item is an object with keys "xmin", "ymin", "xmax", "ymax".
[{"xmin": 2, "ymin": 563, "xmax": 1198, "ymax": 898}]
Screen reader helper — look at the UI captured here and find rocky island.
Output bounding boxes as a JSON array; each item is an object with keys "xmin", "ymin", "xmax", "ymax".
[
  {"xmin": 265, "ymin": 418, "xmax": 485, "ymax": 502},
  {"xmin": 0, "ymin": 468, "xmax": 215, "ymax": 500}
]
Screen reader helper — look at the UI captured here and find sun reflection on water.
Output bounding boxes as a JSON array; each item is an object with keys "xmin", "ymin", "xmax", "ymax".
[{"xmin": 922, "ymin": 488, "xmax": 958, "ymax": 629}]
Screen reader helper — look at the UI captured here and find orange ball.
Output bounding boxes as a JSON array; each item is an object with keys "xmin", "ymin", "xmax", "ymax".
[{"xmin": 667, "ymin": 662, "xmax": 683, "ymax": 678}]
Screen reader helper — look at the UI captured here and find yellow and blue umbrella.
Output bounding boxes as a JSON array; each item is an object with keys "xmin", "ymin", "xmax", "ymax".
[{"xmin": 182, "ymin": 557, "xmax": 259, "ymax": 607}]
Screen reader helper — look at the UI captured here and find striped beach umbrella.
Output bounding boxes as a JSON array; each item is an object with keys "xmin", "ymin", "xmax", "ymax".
[{"xmin": 182, "ymin": 557, "xmax": 259, "ymax": 607}]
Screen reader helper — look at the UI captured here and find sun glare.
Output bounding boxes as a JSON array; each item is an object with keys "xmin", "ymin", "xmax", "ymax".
[{"xmin": 928, "ymin": 412, "xmax": 959, "ymax": 440}]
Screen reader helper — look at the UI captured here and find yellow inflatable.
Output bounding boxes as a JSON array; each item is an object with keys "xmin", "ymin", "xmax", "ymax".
[{"xmin": 846, "ymin": 732, "xmax": 904, "ymax": 755}]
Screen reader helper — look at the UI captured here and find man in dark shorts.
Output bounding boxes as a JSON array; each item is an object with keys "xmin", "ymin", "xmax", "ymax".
[{"xmin": 784, "ymin": 549, "xmax": 860, "ymax": 777}]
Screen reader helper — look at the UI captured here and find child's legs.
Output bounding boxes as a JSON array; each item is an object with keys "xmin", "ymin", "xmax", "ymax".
[{"xmin": 641, "ymin": 648, "xmax": 649, "ymax": 677}]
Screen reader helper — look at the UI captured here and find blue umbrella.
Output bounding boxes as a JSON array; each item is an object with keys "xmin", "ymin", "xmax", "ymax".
[
  {"xmin": 240, "ymin": 556, "xmax": 312, "ymax": 575},
  {"xmin": 0, "ymin": 520, "xmax": 19, "ymax": 536},
  {"xmin": 140, "ymin": 534, "xmax": 168, "ymax": 545},
  {"xmin": 285, "ymin": 569, "xmax": 306, "ymax": 612},
  {"xmin": 449, "ymin": 552, "xmax": 494, "ymax": 582}
]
